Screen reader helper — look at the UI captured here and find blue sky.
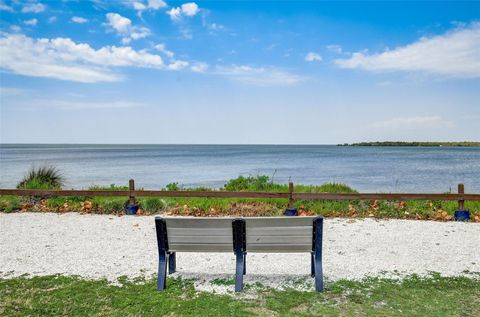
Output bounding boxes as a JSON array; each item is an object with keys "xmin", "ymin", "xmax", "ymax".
[{"xmin": 0, "ymin": 1, "xmax": 479, "ymax": 144}]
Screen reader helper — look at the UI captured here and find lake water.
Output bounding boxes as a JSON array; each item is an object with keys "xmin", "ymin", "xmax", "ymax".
[{"xmin": 1, "ymin": 144, "xmax": 479, "ymax": 193}]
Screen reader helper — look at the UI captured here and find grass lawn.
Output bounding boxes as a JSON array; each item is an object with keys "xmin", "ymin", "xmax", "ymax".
[{"xmin": 1, "ymin": 274, "xmax": 479, "ymax": 316}]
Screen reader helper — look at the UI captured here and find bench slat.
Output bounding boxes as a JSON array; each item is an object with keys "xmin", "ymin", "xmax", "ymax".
[
  {"xmin": 169, "ymin": 243, "xmax": 233, "ymax": 252},
  {"xmin": 169, "ymin": 235, "xmax": 232, "ymax": 244},
  {"xmin": 247, "ymin": 244, "xmax": 312, "ymax": 252},
  {"xmin": 168, "ymin": 227, "xmax": 232, "ymax": 237},
  {"xmin": 247, "ymin": 226, "xmax": 311, "ymax": 236},
  {"xmin": 169, "ymin": 236, "xmax": 311, "ymax": 246},
  {"xmin": 165, "ymin": 218, "xmax": 234, "ymax": 229},
  {"xmin": 247, "ymin": 235, "xmax": 311, "ymax": 245},
  {"xmin": 168, "ymin": 228, "xmax": 312, "ymax": 238},
  {"xmin": 244, "ymin": 217, "xmax": 315, "ymax": 228}
]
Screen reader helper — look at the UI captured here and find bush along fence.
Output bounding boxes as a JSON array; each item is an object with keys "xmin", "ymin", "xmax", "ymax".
[{"xmin": 0, "ymin": 180, "xmax": 479, "ymax": 221}]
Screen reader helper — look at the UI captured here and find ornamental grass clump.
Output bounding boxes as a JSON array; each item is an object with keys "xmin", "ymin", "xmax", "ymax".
[{"xmin": 17, "ymin": 165, "xmax": 64, "ymax": 189}]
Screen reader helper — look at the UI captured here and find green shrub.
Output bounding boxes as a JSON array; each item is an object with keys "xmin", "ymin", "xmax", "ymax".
[
  {"xmin": 166, "ymin": 182, "xmax": 180, "ymax": 191},
  {"xmin": 296, "ymin": 182, "xmax": 358, "ymax": 193},
  {"xmin": 140, "ymin": 198, "xmax": 168, "ymax": 212},
  {"xmin": 88, "ymin": 184, "xmax": 129, "ymax": 191},
  {"xmin": 17, "ymin": 165, "xmax": 64, "ymax": 189},
  {"xmin": 224, "ymin": 175, "xmax": 287, "ymax": 192},
  {"xmin": 187, "ymin": 186, "xmax": 213, "ymax": 191}
]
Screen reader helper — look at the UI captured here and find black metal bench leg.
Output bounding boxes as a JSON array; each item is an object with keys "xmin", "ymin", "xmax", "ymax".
[
  {"xmin": 232, "ymin": 219, "xmax": 246, "ymax": 292},
  {"xmin": 314, "ymin": 252, "xmax": 323, "ymax": 292},
  {"xmin": 243, "ymin": 252, "xmax": 246, "ymax": 275},
  {"xmin": 155, "ymin": 217, "xmax": 169, "ymax": 291},
  {"xmin": 310, "ymin": 252, "xmax": 315, "ymax": 277},
  {"xmin": 168, "ymin": 252, "xmax": 176, "ymax": 274},
  {"xmin": 313, "ymin": 217, "xmax": 324, "ymax": 292},
  {"xmin": 235, "ymin": 251, "xmax": 245, "ymax": 292},
  {"xmin": 157, "ymin": 251, "xmax": 167, "ymax": 291}
]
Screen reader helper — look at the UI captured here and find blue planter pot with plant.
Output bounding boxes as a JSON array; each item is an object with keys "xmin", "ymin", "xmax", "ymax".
[{"xmin": 125, "ymin": 202, "xmax": 139, "ymax": 215}]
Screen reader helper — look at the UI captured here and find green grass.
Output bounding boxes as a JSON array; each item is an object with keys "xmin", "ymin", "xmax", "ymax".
[
  {"xmin": 2, "ymin": 193, "xmax": 479, "ymax": 220},
  {"xmin": 138, "ymin": 197, "xmax": 168, "ymax": 212},
  {"xmin": 0, "ymin": 196, "xmax": 20, "ymax": 213},
  {"xmin": 4, "ymin": 192, "xmax": 478, "ymax": 219},
  {"xmin": 0, "ymin": 274, "xmax": 478, "ymax": 316}
]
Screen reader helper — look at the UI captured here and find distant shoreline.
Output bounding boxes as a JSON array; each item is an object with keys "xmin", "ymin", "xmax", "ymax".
[{"xmin": 338, "ymin": 142, "xmax": 480, "ymax": 147}]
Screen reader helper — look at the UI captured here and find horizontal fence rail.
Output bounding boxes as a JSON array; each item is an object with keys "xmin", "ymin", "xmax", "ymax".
[
  {"xmin": 0, "ymin": 185, "xmax": 479, "ymax": 201},
  {"xmin": 0, "ymin": 189, "xmax": 290, "ymax": 199}
]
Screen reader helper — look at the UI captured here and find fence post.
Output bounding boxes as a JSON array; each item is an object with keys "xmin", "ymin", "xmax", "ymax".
[
  {"xmin": 129, "ymin": 179, "xmax": 136, "ymax": 205},
  {"xmin": 284, "ymin": 181, "xmax": 297, "ymax": 216},
  {"xmin": 454, "ymin": 183, "xmax": 470, "ymax": 221},
  {"xmin": 288, "ymin": 181, "xmax": 294, "ymax": 209},
  {"xmin": 125, "ymin": 179, "xmax": 139, "ymax": 215},
  {"xmin": 457, "ymin": 183, "xmax": 464, "ymax": 210}
]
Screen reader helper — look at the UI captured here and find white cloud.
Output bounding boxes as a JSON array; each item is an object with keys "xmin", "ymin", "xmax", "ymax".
[
  {"xmin": 305, "ymin": 52, "xmax": 322, "ymax": 62},
  {"xmin": 191, "ymin": 62, "xmax": 208, "ymax": 73},
  {"xmin": 335, "ymin": 22, "xmax": 480, "ymax": 79},
  {"xmin": 167, "ymin": 2, "xmax": 199, "ymax": 20},
  {"xmin": 155, "ymin": 43, "xmax": 174, "ymax": 58},
  {"xmin": 10, "ymin": 25, "xmax": 22, "ymax": 32},
  {"xmin": 130, "ymin": 0, "xmax": 166, "ymax": 15},
  {"xmin": 369, "ymin": 116, "xmax": 454, "ymax": 130},
  {"xmin": 21, "ymin": 2, "xmax": 45, "ymax": 13},
  {"xmin": 24, "ymin": 18, "xmax": 38, "ymax": 26},
  {"xmin": 147, "ymin": 0, "xmax": 167, "ymax": 10},
  {"xmin": 0, "ymin": 1, "xmax": 13, "ymax": 12},
  {"xmin": 181, "ymin": 2, "xmax": 198, "ymax": 16},
  {"xmin": 48, "ymin": 16, "xmax": 57, "ymax": 23},
  {"xmin": 130, "ymin": 28, "xmax": 150, "ymax": 40},
  {"xmin": 326, "ymin": 44, "xmax": 342, "ymax": 54},
  {"xmin": 132, "ymin": 2, "xmax": 146, "ymax": 11},
  {"xmin": 167, "ymin": 60, "xmax": 189, "ymax": 70},
  {"xmin": 106, "ymin": 13, "xmax": 131, "ymax": 33},
  {"xmin": 72, "ymin": 16, "xmax": 88, "ymax": 24},
  {"xmin": 208, "ymin": 23, "xmax": 224, "ymax": 31},
  {"xmin": 216, "ymin": 65, "xmax": 304, "ymax": 86},
  {"xmin": 105, "ymin": 12, "xmax": 150, "ymax": 44},
  {"xmin": 0, "ymin": 33, "xmax": 181, "ymax": 83},
  {"xmin": 166, "ymin": 7, "xmax": 182, "ymax": 20}
]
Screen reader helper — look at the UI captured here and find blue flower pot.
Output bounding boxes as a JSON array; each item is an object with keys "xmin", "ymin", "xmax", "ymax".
[
  {"xmin": 454, "ymin": 210, "xmax": 470, "ymax": 221},
  {"xmin": 284, "ymin": 208, "xmax": 298, "ymax": 216},
  {"xmin": 125, "ymin": 204, "xmax": 139, "ymax": 215}
]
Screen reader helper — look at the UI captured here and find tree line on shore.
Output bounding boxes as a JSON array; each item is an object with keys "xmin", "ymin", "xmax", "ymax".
[{"xmin": 338, "ymin": 141, "xmax": 480, "ymax": 147}]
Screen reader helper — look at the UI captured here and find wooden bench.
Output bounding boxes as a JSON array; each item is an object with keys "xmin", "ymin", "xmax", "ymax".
[{"xmin": 155, "ymin": 216, "xmax": 324, "ymax": 292}]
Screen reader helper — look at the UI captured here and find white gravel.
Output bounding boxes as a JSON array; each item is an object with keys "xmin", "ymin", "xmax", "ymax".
[{"xmin": 1, "ymin": 212, "xmax": 479, "ymax": 294}]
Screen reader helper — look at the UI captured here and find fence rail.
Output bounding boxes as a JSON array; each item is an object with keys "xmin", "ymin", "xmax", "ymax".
[
  {"xmin": 1, "ymin": 181, "xmax": 479, "ymax": 212},
  {"xmin": 1, "ymin": 189, "xmax": 480, "ymax": 201}
]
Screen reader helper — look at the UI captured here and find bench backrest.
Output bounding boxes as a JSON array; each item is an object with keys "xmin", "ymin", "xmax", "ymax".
[{"xmin": 163, "ymin": 216, "xmax": 317, "ymax": 253}]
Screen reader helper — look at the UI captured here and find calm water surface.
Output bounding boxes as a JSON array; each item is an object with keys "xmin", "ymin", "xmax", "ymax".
[{"xmin": 1, "ymin": 144, "xmax": 479, "ymax": 193}]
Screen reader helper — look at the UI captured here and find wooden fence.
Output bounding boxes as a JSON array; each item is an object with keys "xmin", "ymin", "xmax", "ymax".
[{"xmin": 1, "ymin": 181, "xmax": 479, "ymax": 211}]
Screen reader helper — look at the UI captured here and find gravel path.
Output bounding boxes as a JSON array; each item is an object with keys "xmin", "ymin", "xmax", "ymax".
[{"xmin": 1, "ymin": 213, "xmax": 479, "ymax": 293}]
